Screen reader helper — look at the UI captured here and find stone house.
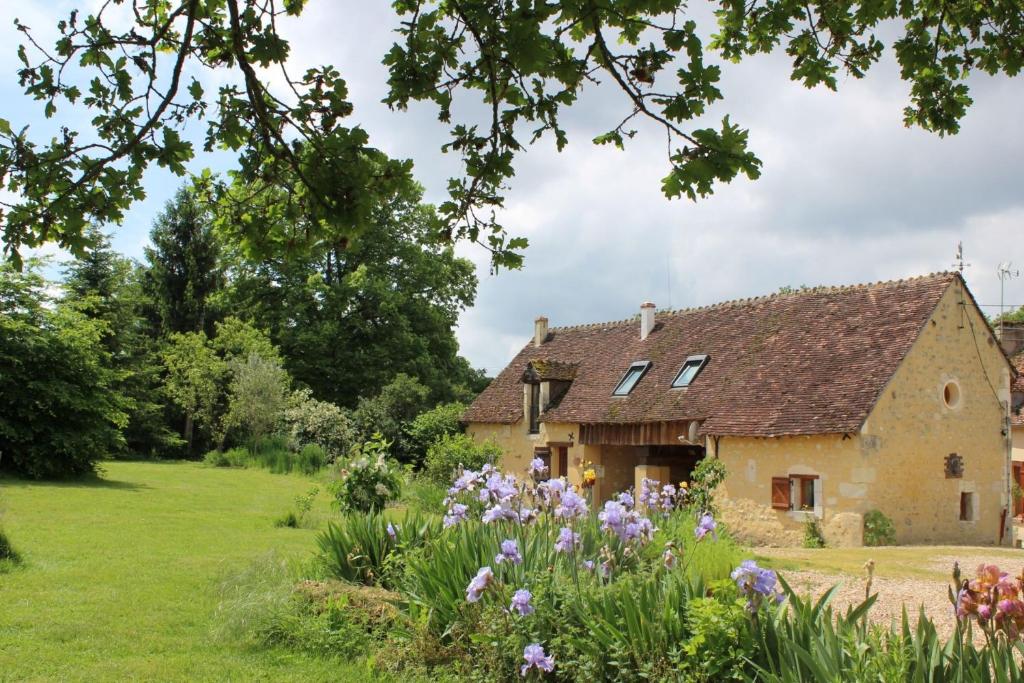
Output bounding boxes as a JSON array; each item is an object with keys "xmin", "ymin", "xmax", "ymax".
[
  {"xmin": 464, "ymin": 273, "xmax": 1017, "ymax": 546},
  {"xmin": 1002, "ymin": 323, "xmax": 1024, "ymax": 541}
]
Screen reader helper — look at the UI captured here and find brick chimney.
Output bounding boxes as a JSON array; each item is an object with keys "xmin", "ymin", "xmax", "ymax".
[
  {"xmin": 534, "ymin": 316, "xmax": 549, "ymax": 347},
  {"xmin": 640, "ymin": 302, "xmax": 656, "ymax": 340}
]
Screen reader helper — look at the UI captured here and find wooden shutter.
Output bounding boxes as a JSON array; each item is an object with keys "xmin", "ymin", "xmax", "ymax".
[{"xmin": 771, "ymin": 477, "xmax": 791, "ymax": 510}]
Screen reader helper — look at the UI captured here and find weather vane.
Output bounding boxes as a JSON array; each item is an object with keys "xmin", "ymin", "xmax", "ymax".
[{"xmin": 952, "ymin": 241, "xmax": 970, "ymax": 274}]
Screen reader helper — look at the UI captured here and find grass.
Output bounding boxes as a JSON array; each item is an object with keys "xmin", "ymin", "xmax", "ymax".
[
  {"xmin": 0, "ymin": 460, "xmax": 416, "ymax": 681},
  {"xmin": 754, "ymin": 544, "xmax": 1024, "ymax": 581}
]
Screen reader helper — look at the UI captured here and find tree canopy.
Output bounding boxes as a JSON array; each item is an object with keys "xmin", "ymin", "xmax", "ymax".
[{"xmin": 2, "ymin": 0, "xmax": 1021, "ymax": 268}]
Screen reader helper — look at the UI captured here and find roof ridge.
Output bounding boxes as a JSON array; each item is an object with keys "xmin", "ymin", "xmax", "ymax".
[{"xmin": 547, "ymin": 271, "xmax": 956, "ymax": 333}]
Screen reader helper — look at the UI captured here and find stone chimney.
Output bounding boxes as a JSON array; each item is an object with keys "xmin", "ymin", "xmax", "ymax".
[
  {"xmin": 640, "ymin": 302, "xmax": 656, "ymax": 340},
  {"xmin": 534, "ymin": 316, "xmax": 549, "ymax": 347}
]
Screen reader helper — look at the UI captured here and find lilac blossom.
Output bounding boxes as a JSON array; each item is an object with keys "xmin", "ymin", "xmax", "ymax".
[
  {"xmin": 554, "ymin": 526, "xmax": 579, "ymax": 553},
  {"xmin": 694, "ymin": 513, "xmax": 718, "ymax": 541},
  {"xmin": 443, "ymin": 503, "xmax": 469, "ymax": 528},
  {"xmin": 466, "ymin": 566, "xmax": 494, "ymax": 603},
  {"xmin": 510, "ymin": 589, "xmax": 534, "ymax": 616},
  {"xmin": 495, "ymin": 539, "xmax": 523, "ymax": 565},
  {"xmin": 521, "ymin": 643, "xmax": 555, "ymax": 677}
]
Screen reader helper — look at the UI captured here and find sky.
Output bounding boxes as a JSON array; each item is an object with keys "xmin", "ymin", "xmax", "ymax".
[{"xmin": 2, "ymin": 2, "xmax": 1023, "ymax": 376}]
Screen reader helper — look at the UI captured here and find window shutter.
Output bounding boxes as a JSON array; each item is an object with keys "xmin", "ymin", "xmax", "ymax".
[{"xmin": 771, "ymin": 477, "xmax": 790, "ymax": 510}]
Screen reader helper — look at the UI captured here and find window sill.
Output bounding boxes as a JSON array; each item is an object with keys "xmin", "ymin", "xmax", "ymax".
[{"xmin": 787, "ymin": 509, "xmax": 823, "ymax": 521}]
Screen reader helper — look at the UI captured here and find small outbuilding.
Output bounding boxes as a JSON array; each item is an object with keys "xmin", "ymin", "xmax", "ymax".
[{"xmin": 464, "ymin": 273, "xmax": 1017, "ymax": 546}]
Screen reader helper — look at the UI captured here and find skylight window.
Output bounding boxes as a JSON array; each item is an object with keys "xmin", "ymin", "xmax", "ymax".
[
  {"xmin": 612, "ymin": 361, "xmax": 651, "ymax": 396},
  {"xmin": 672, "ymin": 354, "xmax": 709, "ymax": 388}
]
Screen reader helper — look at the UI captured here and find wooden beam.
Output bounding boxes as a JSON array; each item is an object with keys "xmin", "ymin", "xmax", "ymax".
[{"xmin": 579, "ymin": 421, "xmax": 692, "ymax": 446}]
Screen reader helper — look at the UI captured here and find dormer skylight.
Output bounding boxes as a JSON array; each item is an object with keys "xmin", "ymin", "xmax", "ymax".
[
  {"xmin": 612, "ymin": 361, "xmax": 651, "ymax": 396},
  {"xmin": 672, "ymin": 354, "xmax": 709, "ymax": 388}
]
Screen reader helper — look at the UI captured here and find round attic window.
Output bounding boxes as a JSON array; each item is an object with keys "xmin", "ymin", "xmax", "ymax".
[{"xmin": 943, "ymin": 381, "xmax": 961, "ymax": 409}]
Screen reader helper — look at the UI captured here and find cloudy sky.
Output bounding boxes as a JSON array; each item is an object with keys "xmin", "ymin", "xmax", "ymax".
[{"xmin": 3, "ymin": 2, "xmax": 1023, "ymax": 375}]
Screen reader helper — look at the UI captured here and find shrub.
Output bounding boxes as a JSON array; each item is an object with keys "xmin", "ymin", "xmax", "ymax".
[
  {"xmin": 863, "ymin": 509, "xmax": 897, "ymax": 546},
  {"xmin": 678, "ymin": 594, "xmax": 754, "ymax": 682},
  {"xmin": 689, "ymin": 456, "xmax": 727, "ymax": 516},
  {"xmin": 297, "ymin": 444, "xmax": 326, "ymax": 475},
  {"xmin": 203, "ymin": 448, "xmax": 231, "ymax": 467},
  {"xmin": 405, "ymin": 402, "xmax": 465, "ymax": 465},
  {"xmin": 422, "ymin": 433, "xmax": 501, "ymax": 485},
  {"xmin": 221, "ymin": 353, "xmax": 290, "ymax": 445},
  {"xmin": 352, "ymin": 374, "xmax": 431, "ymax": 461},
  {"xmin": 329, "ymin": 435, "xmax": 402, "ymax": 512},
  {"xmin": 802, "ymin": 517, "xmax": 826, "ymax": 548},
  {"xmin": 283, "ymin": 389, "xmax": 355, "ymax": 460},
  {"xmin": 250, "ymin": 435, "xmax": 293, "ymax": 474},
  {"xmin": 0, "ymin": 527, "xmax": 20, "ymax": 565},
  {"xmin": 0, "ymin": 262, "xmax": 128, "ymax": 478}
]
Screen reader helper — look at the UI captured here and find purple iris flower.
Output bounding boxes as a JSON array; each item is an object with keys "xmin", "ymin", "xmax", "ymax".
[
  {"xmin": 555, "ymin": 489, "xmax": 588, "ymax": 519},
  {"xmin": 731, "ymin": 559, "xmax": 782, "ymax": 611},
  {"xmin": 443, "ymin": 503, "xmax": 469, "ymax": 528},
  {"xmin": 616, "ymin": 491, "xmax": 635, "ymax": 509},
  {"xmin": 449, "ymin": 469, "xmax": 480, "ymax": 496},
  {"xmin": 528, "ymin": 457, "xmax": 549, "ymax": 478},
  {"xmin": 521, "ymin": 643, "xmax": 555, "ymax": 677},
  {"xmin": 581, "ymin": 559, "xmax": 595, "ymax": 572},
  {"xmin": 694, "ymin": 513, "xmax": 717, "ymax": 541},
  {"xmin": 466, "ymin": 566, "xmax": 494, "ymax": 603},
  {"xmin": 510, "ymin": 588, "xmax": 534, "ymax": 616},
  {"xmin": 495, "ymin": 538, "xmax": 523, "ymax": 565},
  {"xmin": 598, "ymin": 500, "xmax": 626, "ymax": 535},
  {"xmin": 554, "ymin": 526, "xmax": 579, "ymax": 553},
  {"xmin": 386, "ymin": 522, "xmax": 398, "ymax": 541},
  {"xmin": 482, "ymin": 503, "xmax": 518, "ymax": 524}
]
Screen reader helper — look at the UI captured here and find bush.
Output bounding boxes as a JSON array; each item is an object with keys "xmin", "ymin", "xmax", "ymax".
[
  {"xmin": 297, "ymin": 444, "xmax": 326, "ymax": 475},
  {"xmin": 422, "ymin": 433, "xmax": 501, "ymax": 485},
  {"xmin": 221, "ymin": 353, "xmax": 290, "ymax": 445},
  {"xmin": 0, "ymin": 527, "xmax": 20, "ymax": 565},
  {"xmin": 352, "ymin": 374, "xmax": 431, "ymax": 462},
  {"xmin": 284, "ymin": 389, "xmax": 356, "ymax": 460},
  {"xmin": 863, "ymin": 509, "xmax": 897, "ymax": 546},
  {"xmin": 802, "ymin": 517, "xmax": 826, "ymax": 548},
  {"xmin": 401, "ymin": 475, "xmax": 449, "ymax": 516},
  {"xmin": 678, "ymin": 594, "xmax": 753, "ymax": 682},
  {"xmin": 0, "ymin": 263, "xmax": 128, "ymax": 478},
  {"xmin": 250, "ymin": 435, "xmax": 293, "ymax": 474},
  {"xmin": 405, "ymin": 402, "xmax": 465, "ymax": 465},
  {"xmin": 689, "ymin": 456, "xmax": 727, "ymax": 516},
  {"xmin": 329, "ymin": 435, "xmax": 402, "ymax": 512}
]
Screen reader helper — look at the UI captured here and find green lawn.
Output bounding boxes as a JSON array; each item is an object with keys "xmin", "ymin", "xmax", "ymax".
[{"xmin": 0, "ymin": 460, "xmax": 376, "ymax": 682}]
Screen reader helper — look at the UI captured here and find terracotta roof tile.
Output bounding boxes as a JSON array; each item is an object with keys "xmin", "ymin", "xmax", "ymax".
[{"xmin": 464, "ymin": 273, "xmax": 961, "ymax": 436}]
